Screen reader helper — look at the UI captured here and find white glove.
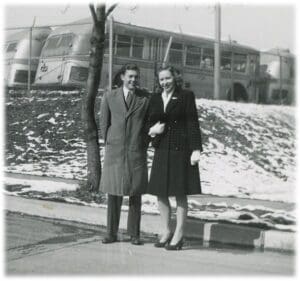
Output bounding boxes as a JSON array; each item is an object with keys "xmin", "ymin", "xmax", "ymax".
[
  {"xmin": 149, "ymin": 121, "xmax": 165, "ymax": 137},
  {"xmin": 190, "ymin": 150, "xmax": 201, "ymax": 166}
]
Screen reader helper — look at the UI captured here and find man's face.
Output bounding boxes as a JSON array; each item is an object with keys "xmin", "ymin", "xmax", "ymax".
[{"xmin": 121, "ymin": 69, "xmax": 139, "ymax": 91}]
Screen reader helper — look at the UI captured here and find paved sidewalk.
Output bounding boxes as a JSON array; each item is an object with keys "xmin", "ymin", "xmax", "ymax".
[
  {"xmin": 5, "ymin": 192, "xmax": 295, "ymax": 253},
  {"xmin": 6, "ymin": 212, "xmax": 294, "ymax": 275}
]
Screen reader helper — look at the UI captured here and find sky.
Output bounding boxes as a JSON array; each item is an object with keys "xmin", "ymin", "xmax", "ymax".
[{"xmin": 2, "ymin": 0, "xmax": 297, "ymax": 53}]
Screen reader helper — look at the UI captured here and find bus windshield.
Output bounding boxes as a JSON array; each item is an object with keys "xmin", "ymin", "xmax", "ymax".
[{"xmin": 41, "ymin": 34, "xmax": 73, "ymax": 57}]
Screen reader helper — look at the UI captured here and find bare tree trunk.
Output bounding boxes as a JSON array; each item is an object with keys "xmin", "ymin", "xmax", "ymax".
[
  {"xmin": 82, "ymin": 3, "xmax": 116, "ymax": 192},
  {"xmin": 82, "ymin": 4, "xmax": 106, "ymax": 192}
]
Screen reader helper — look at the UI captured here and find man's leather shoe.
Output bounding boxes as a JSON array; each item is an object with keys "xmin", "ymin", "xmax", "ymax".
[
  {"xmin": 130, "ymin": 236, "xmax": 143, "ymax": 245},
  {"xmin": 102, "ymin": 235, "xmax": 117, "ymax": 244}
]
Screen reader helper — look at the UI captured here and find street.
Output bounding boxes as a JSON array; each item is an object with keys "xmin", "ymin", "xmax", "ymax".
[{"xmin": 5, "ymin": 211, "xmax": 295, "ymax": 275}]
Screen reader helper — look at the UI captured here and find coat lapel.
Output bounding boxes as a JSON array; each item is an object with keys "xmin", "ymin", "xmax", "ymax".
[
  {"xmin": 165, "ymin": 88, "xmax": 180, "ymax": 113},
  {"xmin": 113, "ymin": 87, "xmax": 127, "ymax": 116},
  {"xmin": 126, "ymin": 89, "xmax": 145, "ymax": 119}
]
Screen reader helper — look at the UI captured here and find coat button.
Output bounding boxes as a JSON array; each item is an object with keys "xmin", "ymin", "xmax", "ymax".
[
  {"xmin": 174, "ymin": 120, "xmax": 177, "ymax": 124},
  {"xmin": 175, "ymin": 147, "xmax": 179, "ymax": 150}
]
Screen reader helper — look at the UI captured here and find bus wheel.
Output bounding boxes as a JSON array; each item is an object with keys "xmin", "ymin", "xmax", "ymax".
[{"xmin": 227, "ymin": 83, "xmax": 248, "ymax": 102}]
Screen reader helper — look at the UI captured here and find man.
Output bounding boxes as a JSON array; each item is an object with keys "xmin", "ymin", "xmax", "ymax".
[{"xmin": 99, "ymin": 63, "xmax": 149, "ymax": 245}]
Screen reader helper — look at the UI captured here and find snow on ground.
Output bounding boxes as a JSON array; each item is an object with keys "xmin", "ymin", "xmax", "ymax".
[
  {"xmin": 196, "ymin": 99, "xmax": 295, "ymax": 203},
  {"xmin": 200, "ymin": 138, "xmax": 294, "ymax": 202},
  {"xmin": 4, "ymin": 177, "xmax": 295, "ymax": 232},
  {"xmin": 6, "ymin": 96, "xmax": 295, "ymax": 203},
  {"xmin": 4, "ymin": 177, "xmax": 78, "ymax": 194}
]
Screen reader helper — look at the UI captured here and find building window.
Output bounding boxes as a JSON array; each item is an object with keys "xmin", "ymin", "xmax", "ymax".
[
  {"xmin": 201, "ymin": 48, "xmax": 214, "ymax": 70},
  {"xmin": 169, "ymin": 42, "xmax": 183, "ymax": 65},
  {"xmin": 221, "ymin": 51, "xmax": 232, "ymax": 71},
  {"xmin": 186, "ymin": 45, "xmax": 201, "ymax": 67},
  {"xmin": 116, "ymin": 34, "xmax": 131, "ymax": 57},
  {"xmin": 233, "ymin": 53, "xmax": 247, "ymax": 73}
]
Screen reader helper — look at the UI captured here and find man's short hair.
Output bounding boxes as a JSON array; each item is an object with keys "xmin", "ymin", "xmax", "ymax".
[{"xmin": 120, "ymin": 63, "xmax": 140, "ymax": 75}]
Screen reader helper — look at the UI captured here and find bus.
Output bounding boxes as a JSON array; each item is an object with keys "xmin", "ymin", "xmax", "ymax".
[
  {"xmin": 32, "ymin": 18, "xmax": 260, "ymax": 102},
  {"xmin": 258, "ymin": 48, "xmax": 295, "ymax": 105},
  {"xmin": 4, "ymin": 27, "xmax": 51, "ymax": 88}
]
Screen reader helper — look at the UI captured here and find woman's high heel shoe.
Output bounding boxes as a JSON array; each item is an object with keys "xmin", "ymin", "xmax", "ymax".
[
  {"xmin": 154, "ymin": 234, "xmax": 173, "ymax": 248},
  {"xmin": 165, "ymin": 238, "xmax": 184, "ymax": 250}
]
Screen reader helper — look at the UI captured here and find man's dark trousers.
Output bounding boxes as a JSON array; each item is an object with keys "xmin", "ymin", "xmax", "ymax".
[{"xmin": 106, "ymin": 194, "xmax": 141, "ymax": 238}]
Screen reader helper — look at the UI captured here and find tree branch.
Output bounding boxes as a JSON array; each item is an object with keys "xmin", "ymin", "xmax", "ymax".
[
  {"xmin": 89, "ymin": 4, "xmax": 98, "ymax": 24},
  {"xmin": 105, "ymin": 3, "xmax": 118, "ymax": 18}
]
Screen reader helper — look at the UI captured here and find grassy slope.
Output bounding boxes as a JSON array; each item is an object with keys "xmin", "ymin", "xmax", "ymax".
[{"xmin": 5, "ymin": 90, "xmax": 296, "ymax": 201}]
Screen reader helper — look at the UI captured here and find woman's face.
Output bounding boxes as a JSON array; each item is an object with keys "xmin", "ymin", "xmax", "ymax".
[{"xmin": 158, "ymin": 70, "xmax": 175, "ymax": 93}]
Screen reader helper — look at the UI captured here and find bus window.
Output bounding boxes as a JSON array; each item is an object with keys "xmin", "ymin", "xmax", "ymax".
[
  {"xmin": 58, "ymin": 34, "xmax": 73, "ymax": 56},
  {"xmin": 186, "ymin": 45, "xmax": 201, "ymax": 67},
  {"xmin": 14, "ymin": 70, "xmax": 36, "ymax": 83},
  {"xmin": 132, "ymin": 37, "xmax": 144, "ymax": 59},
  {"xmin": 283, "ymin": 57, "xmax": 295, "ymax": 79},
  {"xmin": 150, "ymin": 38, "xmax": 157, "ymax": 60},
  {"xmin": 201, "ymin": 48, "xmax": 214, "ymax": 70},
  {"xmin": 290, "ymin": 59, "xmax": 295, "ymax": 79},
  {"xmin": 42, "ymin": 34, "xmax": 73, "ymax": 57},
  {"xmin": 221, "ymin": 51, "xmax": 231, "ymax": 71},
  {"xmin": 169, "ymin": 42, "xmax": 183, "ymax": 65},
  {"xmin": 6, "ymin": 42, "xmax": 17, "ymax": 53},
  {"xmin": 59, "ymin": 34, "xmax": 73, "ymax": 48},
  {"xmin": 45, "ymin": 37, "xmax": 60, "ymax": 49},
  {"xmin": 233, "ymin": 53, "xmax": 247, "ymax": 73},
  {"xmin": 42, "ymin": 36, "xmax": 60, "ymax": 57},
  {"xmin": 116, "ymin": 34, "xmax": 131, "ymax": 57},
  {"xmin": 248, "ymin": 55, "xmax": 258, "ymax": 74},
  {"xmin": 143, "ymin": 38, "xmax": 151, "ymax": 60}
]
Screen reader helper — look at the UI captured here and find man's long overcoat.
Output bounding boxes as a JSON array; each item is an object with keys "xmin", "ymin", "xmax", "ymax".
[{"xmin": 99, "ymin": 87, "xmax": 149, "ymax": 196}]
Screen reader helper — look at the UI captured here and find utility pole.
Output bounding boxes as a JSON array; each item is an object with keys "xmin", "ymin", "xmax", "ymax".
[
  {"xmin": 214, "ymin": 3, "xmax": 221, "ymax": 100},
  {"xmin": 28, "ymin": 17, "xmax": 36, "ymax": 95},
  {"xmin": 163, "ymin": 36, "xmax": 173, "ymax": 67},
  {"xmin": 229, "ymin": 35, "xmax": 234, "ymax": 101},
  {"xmin": 278, "ymin": 49, "xmax": 283, "ymax": 104},
  {"xmin": 108, "ymin": 16, "xmax": 114, "ymax": 92},
  {"xmin": 28, "ymin": 26, "xmax": 32, "ymax": 95}
]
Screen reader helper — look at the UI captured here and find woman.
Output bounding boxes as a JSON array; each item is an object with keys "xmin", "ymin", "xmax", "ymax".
[{"xmin": 147, "ymin": 65, "xmax": 203, "ymax": 250}]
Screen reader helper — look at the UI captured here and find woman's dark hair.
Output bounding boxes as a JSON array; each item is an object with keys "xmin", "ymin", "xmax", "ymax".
[{"xmin": 156, "ymin": 65, "xmax": 183, "ymax": 91}]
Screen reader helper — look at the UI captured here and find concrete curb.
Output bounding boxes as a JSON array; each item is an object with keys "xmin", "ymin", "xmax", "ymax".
[{"xmin": 5, "ymin": 195, "xmax": 295, "ymax": 253}]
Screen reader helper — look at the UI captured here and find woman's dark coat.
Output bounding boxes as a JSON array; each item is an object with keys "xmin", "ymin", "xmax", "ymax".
[{"xmin": 147, "ymin": 88, "xmax": 203, "ymax": 197}]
